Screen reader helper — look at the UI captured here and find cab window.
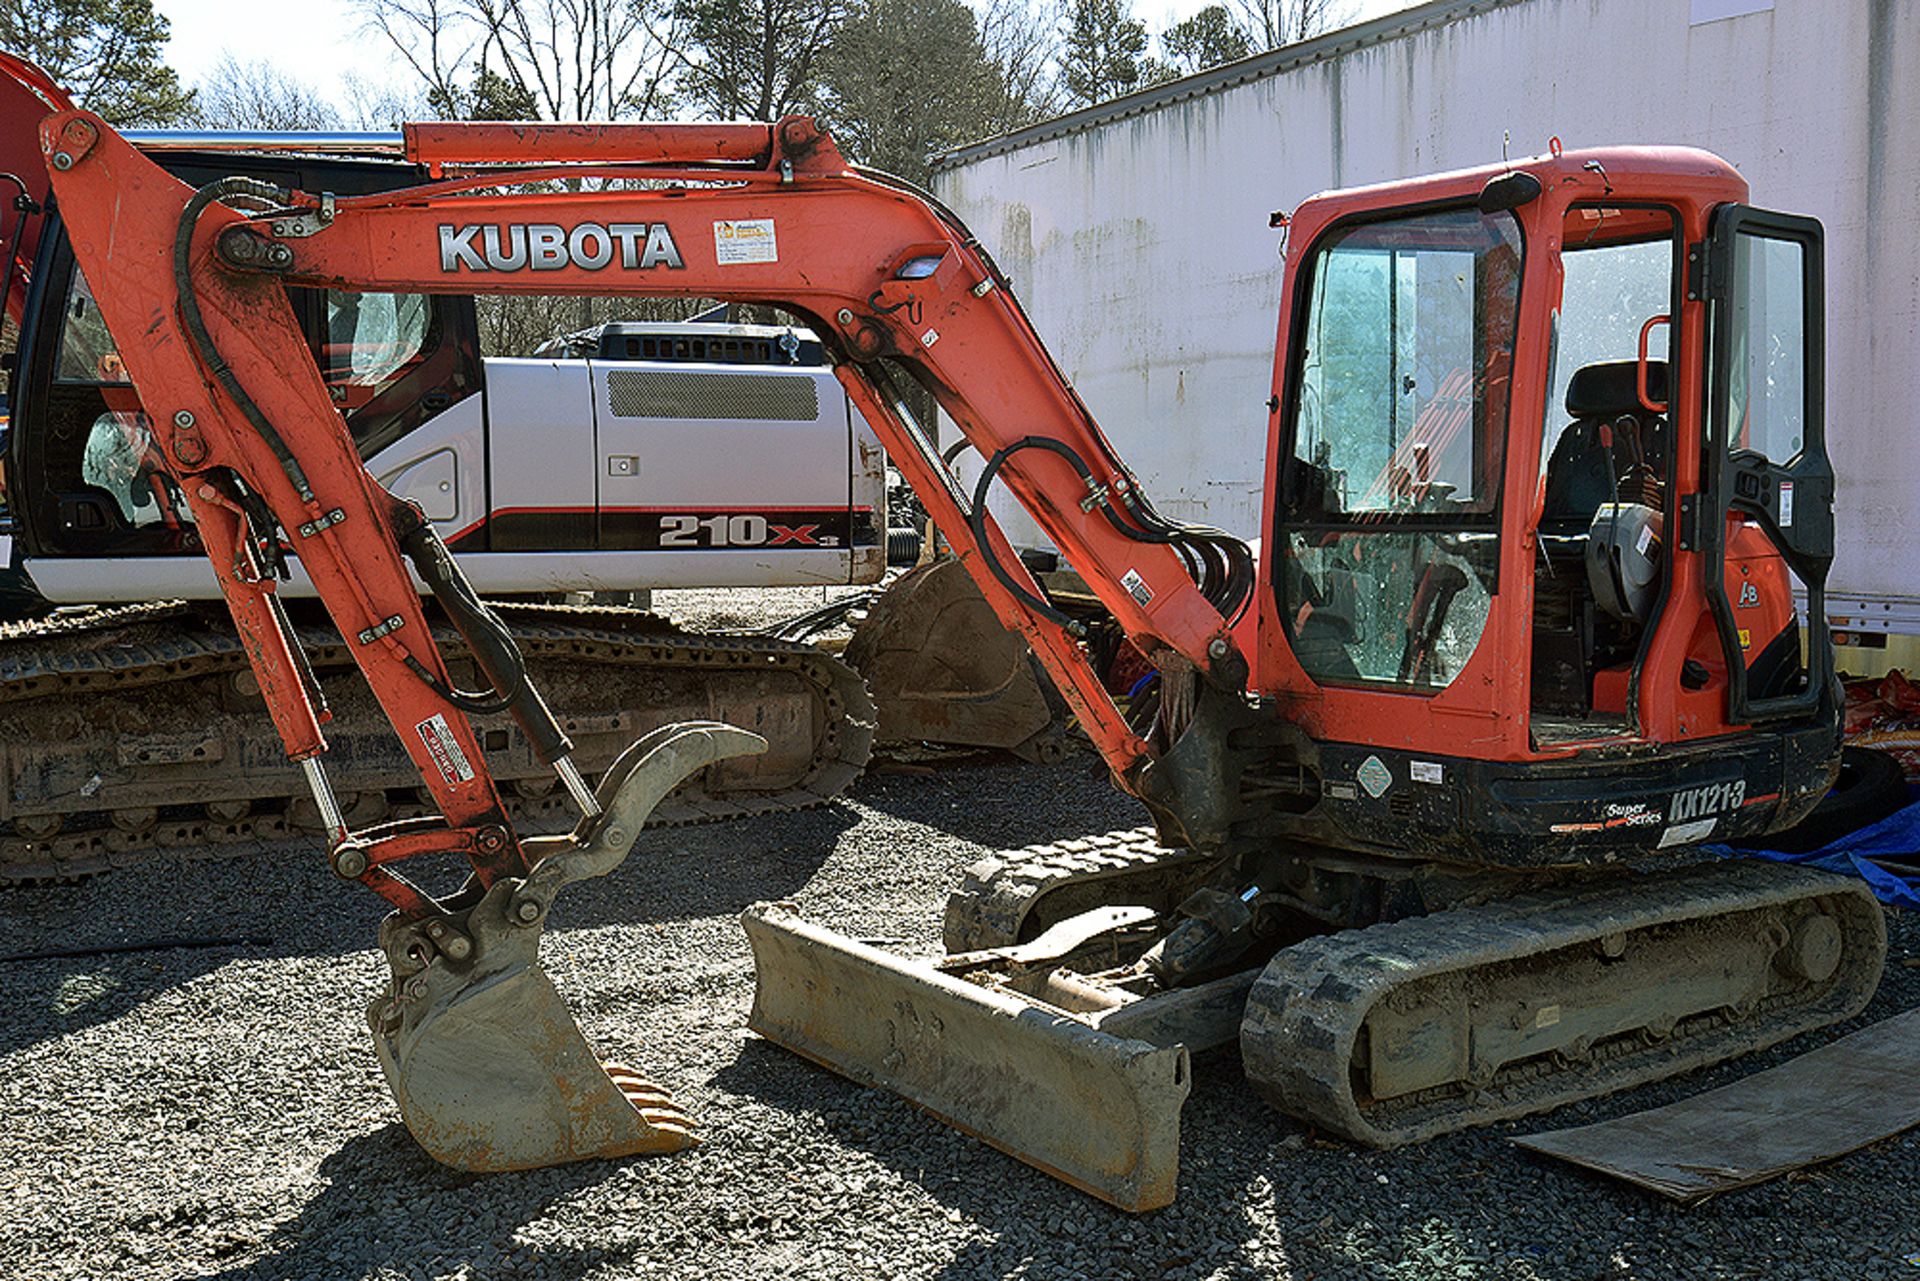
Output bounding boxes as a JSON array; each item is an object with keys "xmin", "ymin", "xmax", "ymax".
[
  {"xmin": 1724, "ymin": 233, "xmax": 1807, "ymax": 466},
  {"xmin": 55, "ymin": 265, "xmax": 195, "ymax": 532},
  {"xmin": 1279, "ymin": 206, "xmax": 1523, "ymax": 691},
  {"xmin": 324, "ymin": 290, "xmax": 431, "ymax": 409},
  {"xmin": 55, "ymin": 268, "xmax": 129, "ymax": 385}
]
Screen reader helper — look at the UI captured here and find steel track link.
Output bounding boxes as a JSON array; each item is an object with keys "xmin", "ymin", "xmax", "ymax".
[
  {"xmin": 942, "ymin": 826, "xmax": 1220, "ymax": 952},
  {"xmin": 1240, "ymin": 859, "xmax": 1887, "ymax": 1146},
  {"xmin": 0, "ymin": 601, "xmax": 874, "ymax": 885}
]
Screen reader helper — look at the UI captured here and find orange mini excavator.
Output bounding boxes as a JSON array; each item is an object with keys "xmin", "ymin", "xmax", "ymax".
[{"xmin": 8, "ymin": 51, "xmax": 1881, "ymax": 1207}]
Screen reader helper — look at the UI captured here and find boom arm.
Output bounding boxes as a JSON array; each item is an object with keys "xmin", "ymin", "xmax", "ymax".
[{"xmin": 38, "ymin": 110, "xmax": 1253, "ymax": 902}]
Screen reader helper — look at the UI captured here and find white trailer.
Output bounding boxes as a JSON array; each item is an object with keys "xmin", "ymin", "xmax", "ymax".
[{"xmin": 931, "ymin": 0, "xmax": 1919, "ymax": 657}]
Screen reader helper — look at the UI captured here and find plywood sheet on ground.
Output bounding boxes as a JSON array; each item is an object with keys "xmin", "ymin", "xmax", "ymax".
[{"xmin": 1515, "ymin": 1007, "xmax": 1920, "ymax": 1202}]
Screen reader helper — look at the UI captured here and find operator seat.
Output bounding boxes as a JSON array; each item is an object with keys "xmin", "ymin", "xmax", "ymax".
[
  {"xmin": 1538, "ymin": 359, "xmax": 1670, "ymax": 549},
  {"xmin": 1531, "ymin": 358, "xmax": 1670, "ymax": 716}
]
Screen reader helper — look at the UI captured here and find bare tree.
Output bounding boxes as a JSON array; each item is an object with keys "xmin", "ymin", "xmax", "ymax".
[
  {"xmin": 978, "ymin": 0, "xmax": 1063, "ymax": 126},
  {"xmin": 191, "ymin": 57, "xmax": 341, "ymax": 131},
  {"xmin": 355, "ymin": 0, "xmax": 681, "ymax": 122},
  {"xmin": 340, "ymin": 73, "xmax": 434, "ymax": 130},
  {"xmin": 1226, "ymin": 0, "xmax": 1346, "ymax": 51},
  {"xmin": 473, "ymin": 293, "xmax": 716, "ymax": 356},
  {"xmin": 358, "ymin": 0, "xmax": 472, "ymax": 113}
]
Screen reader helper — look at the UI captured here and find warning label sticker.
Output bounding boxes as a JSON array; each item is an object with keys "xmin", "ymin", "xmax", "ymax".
[
  {"xmin": 1120, "ymin": 568, "xmax": 1154, "ymax": 607},
  {"xmin": 714, "ymin": 219, "xmax": 778, "ymax": 265},
  {"xmin": 417, "ymin": 713, "xmax": 476, "ymax": 786},
  {"xmin": 1658, "ymin": 817, "xmax": 1718, "ymax": 848}
]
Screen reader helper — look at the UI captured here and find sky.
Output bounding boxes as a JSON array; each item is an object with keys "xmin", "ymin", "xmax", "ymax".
[{"xmin": 157, "ymin": 0, "xmax": 1419, "ymax": 118}]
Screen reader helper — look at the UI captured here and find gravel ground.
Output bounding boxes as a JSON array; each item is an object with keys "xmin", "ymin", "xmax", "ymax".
[
  {"xmin": 3, "ymin": 747, "xmax": 1916, "ymax": 1281},
  {"xmin": 3, "ymin": 576, "xmax": 1918, "ymax": 1281}
]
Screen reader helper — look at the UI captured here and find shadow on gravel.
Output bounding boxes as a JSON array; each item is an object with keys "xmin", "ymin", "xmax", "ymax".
[
  {"xmin": 0, "ymin": 803, "xmax": 854, "ymax": 1058},
  {"xmin": 191, "ymin": 1124, "xmax": 635, "ymax": 1281},
  {"xmin": 0, "ymin": 945, "xmax": 281, "ymax": 1060},
  {"xmin": 715, "ymin": 1038, "xmax": 1277, "ymax": 1279},
  {"xmin": 848, "ymin": 750, "xmax": 1145, "ymax": 851},
  {"xmin": 722, "ymin": 1024, "xmax": 1798, "ymax": 1281}
]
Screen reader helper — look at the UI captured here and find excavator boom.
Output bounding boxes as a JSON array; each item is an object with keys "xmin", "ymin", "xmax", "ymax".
[
  {"xmin": 41, "ymin": 107, "xmax": 1260, "ymax": 815},
  {"xmin": 29, "ymin": 98, "xmax": 1252, "ymax": 1178}
]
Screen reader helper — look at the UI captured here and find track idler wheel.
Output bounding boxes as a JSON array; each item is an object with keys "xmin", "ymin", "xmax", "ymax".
[{"xmin": 368, "ymin": 722, "xmax": 766, "ymax": 1171}]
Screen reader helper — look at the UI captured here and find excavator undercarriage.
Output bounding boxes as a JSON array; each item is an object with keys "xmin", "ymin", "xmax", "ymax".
[
  {"xmin": 0, "ymin": 601, "xmax": 872, "ymax": 884},
  {"xmin": 746, "ymin": 830, "xmax": 1885, "ymax": 1210}
]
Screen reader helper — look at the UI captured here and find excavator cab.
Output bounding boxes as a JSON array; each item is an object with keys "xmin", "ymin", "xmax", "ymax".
[
  {"xmin": 1258, "ymin": 155, "xmax": 1841, "ymax": 865},
  {"xmin": 6, "ymin": 149, "xmax": 481, "ymax": 573}
]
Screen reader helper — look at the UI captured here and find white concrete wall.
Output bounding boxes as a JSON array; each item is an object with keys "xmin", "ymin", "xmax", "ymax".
[{"xmin": 933, "ymin": 0, "xmax": 1918, "ymax": 614}]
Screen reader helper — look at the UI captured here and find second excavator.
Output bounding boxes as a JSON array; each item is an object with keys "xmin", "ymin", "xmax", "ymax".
[{"xmin": 16, "ymin": 63, "xmax": 1883, "ymax": 1207}]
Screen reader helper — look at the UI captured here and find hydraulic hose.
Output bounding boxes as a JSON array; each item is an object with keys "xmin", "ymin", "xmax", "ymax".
[
  {"xmin": 173, "ymin": 176, "xmax": 316, "ymax": 501},
  {"xmin": 969, "ymin": 436, "xmax": 1257, "ymax": 634},
  {"xmin": 392, "ymin": 503, "xmax": 574, "ymax": 765}
]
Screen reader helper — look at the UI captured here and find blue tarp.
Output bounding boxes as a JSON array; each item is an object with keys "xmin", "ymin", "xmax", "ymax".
[{"xmin": 1721, "ymin": 789, "xmax": 1920, "ymax": 910}]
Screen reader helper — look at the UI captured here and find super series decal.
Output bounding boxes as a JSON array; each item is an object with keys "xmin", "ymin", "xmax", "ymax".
[
  {"xmin": 1550, "ymin": 779, "xmax": 1752, "ymax": 835},
  {"xmin": 438, "ymin": 222, "xmax": 684, "ymax": 272}
]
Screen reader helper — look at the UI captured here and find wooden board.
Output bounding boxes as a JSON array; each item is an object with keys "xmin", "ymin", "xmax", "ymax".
[{"xmin": 1515, "ymin": 1008, "xmax": 1920, "ymax": 1202}]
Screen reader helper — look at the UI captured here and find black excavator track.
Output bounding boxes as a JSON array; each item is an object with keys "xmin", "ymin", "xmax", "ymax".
[
  {"xmin": 0, "ymin": 600, "xmax": 874, "ymax": 884},
  {"xmin": 942, "ymin": 826, "xmax": 1222, "ymax": 952},
  {"xmin": 939, "ymin": 830, "xmax": 1886, "ymax": 1150},
  {"xmin": 1242, "ymin": 858, "xmax": 1886, "ymax": 1145}
]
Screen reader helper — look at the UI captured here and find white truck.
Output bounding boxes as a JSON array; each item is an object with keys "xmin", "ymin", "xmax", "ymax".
[{"xmin": 4, "ymin": 135, "xmax": 890, "ymax": 602}]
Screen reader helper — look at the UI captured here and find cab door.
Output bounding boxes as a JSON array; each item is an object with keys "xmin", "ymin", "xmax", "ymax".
[{"xmin": 1702, "ymin": 206, "xmax": 1833, "ymax": 722}]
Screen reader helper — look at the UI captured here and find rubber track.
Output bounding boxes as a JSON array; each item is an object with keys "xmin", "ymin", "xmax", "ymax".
[
  {"xmin": 1241, "ymin": 859, "xmax": 1887, "ymax": 1146},
  {"xmin": 942, "ymin": 826, "xmax": 1219, "ymax": 952},
  {"xmin": 0, "ymin": 601, "xmax": 873, "ymax": 884}
]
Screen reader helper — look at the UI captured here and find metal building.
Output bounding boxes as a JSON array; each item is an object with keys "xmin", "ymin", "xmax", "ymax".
[{"xmin": 931, "ymin": 0, "xmax": 1919, "ymax": 638}]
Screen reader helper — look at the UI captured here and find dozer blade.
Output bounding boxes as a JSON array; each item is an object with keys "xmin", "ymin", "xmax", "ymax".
[
  {"xmin": 742, "ymin": 901, "xmax": 1191, "ymax": 1212},
  {"xmin": 371, "ymin": 722, "xmax": 767, "ymax": 1171},
  {"xmin": 846, "ymin": 559, "xmax": 1062, "ymax": 760}
]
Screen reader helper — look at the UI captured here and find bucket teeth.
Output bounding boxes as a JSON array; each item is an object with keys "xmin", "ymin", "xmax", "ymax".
[
  {"xmin": 603, "ymin": 1062, "xmax": 694, "ymax": 1125},
  {"xmin": 370, "ymin": 722, "xmax": 764, "ymax": 1172}
]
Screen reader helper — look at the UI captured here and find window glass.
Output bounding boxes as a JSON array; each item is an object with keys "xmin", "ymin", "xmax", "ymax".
[
  {"xmin": 1726, "ymin": 233, "xmax": 1806, "ymax": 465},
  {"xmin": 1545, "ymin": 235, "xmax": 1673, "ymax": 464},
  {"xmin": 55, "ymin": 267, "xmax": 129, "ymax": 384},
  {"xmin": 1290, "ymin": 207, "xmax": 1522, "ymax": 519},
  {"xmin": 1286, "ymin": 529, "xmax": 1498, "ymax": 689},
  {"xmin": 82, "ymin": 411, "xmax": 194, "ymax": 528},
  {"xmin": 324, "ymin": 291, "xmax": 429, "ymax": 392},
  {"xmin": 1281, "ymin": 206, "xmax": 1521, "ymax": 691}
]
